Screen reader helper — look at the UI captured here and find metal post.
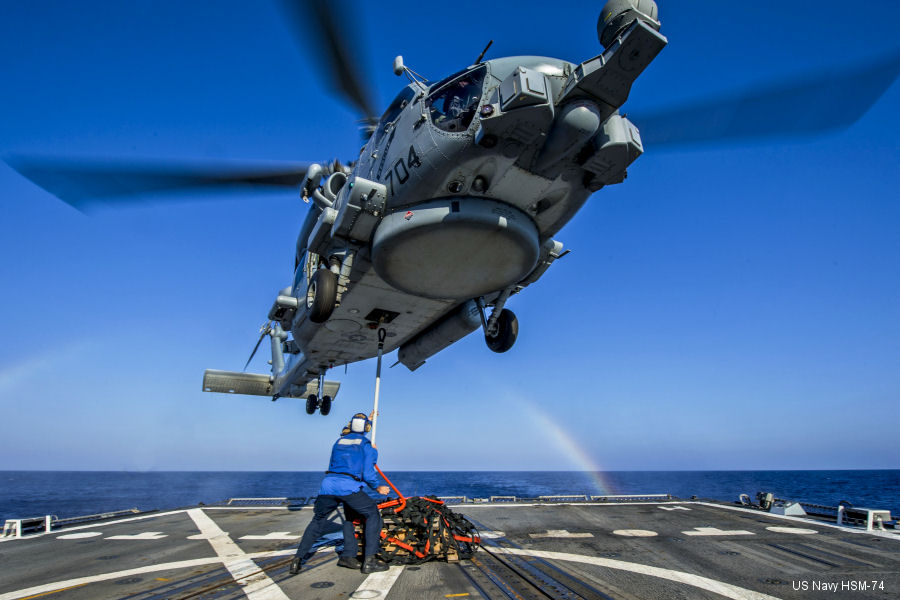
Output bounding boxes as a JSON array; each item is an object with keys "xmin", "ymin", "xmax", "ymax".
[{"xmin": 371, "ymin": 328, "xmax": 387, "ymax": 447}]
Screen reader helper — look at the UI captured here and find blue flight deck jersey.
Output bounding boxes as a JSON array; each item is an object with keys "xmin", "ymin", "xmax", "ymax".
[{"xmin": 319, "ymin": 432, "xmax": 382, "ymax": 496}]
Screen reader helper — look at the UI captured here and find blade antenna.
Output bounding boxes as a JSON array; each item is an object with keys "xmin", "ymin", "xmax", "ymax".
[{"xmin": 475, "ymin": 40, "xmax": 493, "ymax": 64}]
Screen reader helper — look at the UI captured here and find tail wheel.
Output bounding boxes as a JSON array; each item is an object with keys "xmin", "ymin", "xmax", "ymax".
[
  {"xmin": 320, "ymin": 395, "xmax": 332, "ymax": 415},
  {"xmin": 306, "ymin": 269, "xmax": 337, "ymax": 323},
  {"xmin": 305, "ymin": 394, "xmax": 318, "ymax": 415},
  {"xmin": 485, "ymin": 308, "xmax": 518, "ymax": 353}
]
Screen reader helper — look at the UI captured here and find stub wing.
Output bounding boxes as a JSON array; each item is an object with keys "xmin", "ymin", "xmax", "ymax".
[
  {"xmin": 203, "ymin": 369, "xmax": 272, "ymax": 396},
  {"xmin": 202, "ymin": 369, "xmax": 340, "ymax": 400}
]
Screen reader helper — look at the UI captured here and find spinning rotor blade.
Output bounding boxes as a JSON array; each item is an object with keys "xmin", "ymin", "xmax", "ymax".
[
  {"xmin": 244, "ymin": 321, "xmax": 272, "ymax": 372},
  {"xmin": 7, "ymin": 158, "xmax": 311, "ymax": 212},
  {"xmin": 634, "ymin": 51, "xmax": 900, "ymax": 148},
  {"xmin": 280, "ymin": 0, "xmax": 378, "ymax": 126}
]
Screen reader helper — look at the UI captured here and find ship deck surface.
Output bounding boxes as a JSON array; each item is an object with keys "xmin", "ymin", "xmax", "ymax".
[{"xmin": 1, "ymin": 498, "xmax": 898, "ymax": 599}]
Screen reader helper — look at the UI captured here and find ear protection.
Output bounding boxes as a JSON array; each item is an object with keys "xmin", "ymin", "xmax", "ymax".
[{"xmin": 347, "ymin": 412, "xmax": 371, "ymax": 434}]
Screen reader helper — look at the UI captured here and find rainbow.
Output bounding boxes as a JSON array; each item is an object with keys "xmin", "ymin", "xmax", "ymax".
[{"xmin": 521, "ymin": 401, "xmax": 616, "ymax": 495}]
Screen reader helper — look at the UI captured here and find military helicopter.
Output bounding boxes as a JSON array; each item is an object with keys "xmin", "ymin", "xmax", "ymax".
[{"xmin": 9, "ymin": 0, "xmax": 899, "ymax": 416}]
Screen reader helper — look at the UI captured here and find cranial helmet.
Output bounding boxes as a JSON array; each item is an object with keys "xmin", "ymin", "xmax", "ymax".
[{"xmin": 343, "ymin": 412, "xmax": 371, "ymax": 435}]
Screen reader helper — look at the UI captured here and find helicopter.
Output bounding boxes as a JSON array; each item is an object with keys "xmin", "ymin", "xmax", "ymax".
[{"xmin": 8, "ymin": 0, "xmax": 899, "ymax": 418}]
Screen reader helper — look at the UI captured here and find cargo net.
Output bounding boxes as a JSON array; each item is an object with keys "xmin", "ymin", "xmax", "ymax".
[{"xmin": 355, "ymin": 467, "xmax": 481, "ymax": 565}]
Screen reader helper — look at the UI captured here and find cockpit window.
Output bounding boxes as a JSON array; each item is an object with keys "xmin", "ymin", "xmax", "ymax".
[
  {"xmin": 374, "ymin": 86, "xmax": 417, "ymax": 145},
  {"xmin": 426, "ymin": 65, "xmax": 486, "ymax": 133}
]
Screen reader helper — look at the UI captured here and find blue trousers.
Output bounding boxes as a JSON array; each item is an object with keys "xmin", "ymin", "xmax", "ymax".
[{"xmin": 294, "ymin": 491, "xmax": 383, "ymax": 560}]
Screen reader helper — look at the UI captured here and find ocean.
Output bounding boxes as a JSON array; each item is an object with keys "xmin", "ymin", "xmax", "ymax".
[{"xmin": 1, "ymin": 470, "xmax": 897, "ymax": 523}]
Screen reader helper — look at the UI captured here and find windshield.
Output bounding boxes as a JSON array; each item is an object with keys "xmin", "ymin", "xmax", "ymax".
[
  {"xmin": 374, "ymin": 86, "xmax": 417, "ymax": 145},
  {"xmin": 426, "ymin": 65, "xmax": 486, "ymax": 133}
]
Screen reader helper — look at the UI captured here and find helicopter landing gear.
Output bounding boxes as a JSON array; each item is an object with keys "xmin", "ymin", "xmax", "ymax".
[
  {"xmin": 306, "ymin": 269, "xmax": 337, "ymax": 323},
  {"xmin": 485, "ymin": 308, "xmax": 518, "ymax": 353},
  {"xmin": 305, "ymin": 394, "xmax": 332, "ymax": 415}
]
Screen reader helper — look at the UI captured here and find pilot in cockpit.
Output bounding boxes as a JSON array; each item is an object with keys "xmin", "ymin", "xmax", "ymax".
[{"xmin": 431, "ymin": 79, "xmax": 479, "ymax": 132}]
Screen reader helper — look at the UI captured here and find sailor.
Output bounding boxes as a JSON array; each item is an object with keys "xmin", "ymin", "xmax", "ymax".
[{"xmin": 290, "ymin": 412, "xmax": 391, "ymax": 574}]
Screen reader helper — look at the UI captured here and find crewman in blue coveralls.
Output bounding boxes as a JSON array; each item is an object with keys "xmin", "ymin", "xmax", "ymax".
[{"xmin": 290, "ymin": 412, "xmax": 391, "ymax": 575}]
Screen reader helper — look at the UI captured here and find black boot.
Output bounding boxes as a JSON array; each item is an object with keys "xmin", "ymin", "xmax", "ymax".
[
  {"xmin": 361, "ymin": 555, "xmax": 389, "ymax": 573},
  {"xmin": 337, "ymin": 555, "xmax": 361, "ymax": 569},
  {"xmin": 289, "ymin": 555, "xmax": 303, "ymax": 575}
]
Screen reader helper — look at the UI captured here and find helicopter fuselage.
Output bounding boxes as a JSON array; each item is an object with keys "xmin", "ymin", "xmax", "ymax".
[{"xmin": 253, "ymin": 14, "xmax": 668, "ymax": 401}]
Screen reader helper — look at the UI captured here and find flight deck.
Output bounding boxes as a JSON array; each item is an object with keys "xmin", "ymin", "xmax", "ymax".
[{"xmin": 1, "ymin": 495, "xmax": 898, "ymax": 600}]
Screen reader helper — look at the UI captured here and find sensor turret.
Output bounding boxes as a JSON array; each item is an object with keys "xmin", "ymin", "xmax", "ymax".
[{"xmin": 598, "ymin": 0, "xmax": 660, "ymax": 49}]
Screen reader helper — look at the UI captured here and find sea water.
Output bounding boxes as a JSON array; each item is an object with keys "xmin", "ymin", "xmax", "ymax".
[{"xmin": 1, "ymin": 470, "xmax": 897, "ymax": 522}]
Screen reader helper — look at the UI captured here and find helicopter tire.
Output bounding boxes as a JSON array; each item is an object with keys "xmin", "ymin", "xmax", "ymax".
[
  {"xmin": 307, "ymin": 269, "xmax": 337, "ymax": 323},
  {"xmin": 485, "ymin": 308, "xmax": 518, "ymax": 353},
  {"xmin": 320, "ymin": 395, "xmax": 332, "ymax": 416},
  {"xmin": 306, "ymin": 394, "xmax": 318, "ymax": 415}
]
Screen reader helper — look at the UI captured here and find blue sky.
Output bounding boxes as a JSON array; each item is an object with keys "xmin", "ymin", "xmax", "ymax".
[{"xmin": 1, "ymin": 1, "xmax": 898, "ymax": 473}]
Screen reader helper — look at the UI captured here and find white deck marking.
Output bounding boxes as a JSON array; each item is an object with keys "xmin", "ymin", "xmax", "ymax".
[
  {"xmin": 0, "ymin": 556, "xmax": 223, "ymax": 600},
  {"xmin": 188, "ymin": 532, "xmax": 229, "ymax": 540},
  {"xmin": 683, "ymin": 527, "xmax": 753, "ymax": 536},
  {"xmin": 613, "ymin": 529, "xmax": 658, "ymax": 537},
  {"xmin": 459, "ymin": 501, "xmax": 671, "ymax": 509},
  {"xmin": 765, "ymin": 526, "xmax": 817, "ymax": 534},
  {"xmin": 494, "ymin": 547, "xmax": 782, "ymax": 600},
  {"xmin": 239, "ymin": 532, "xmax": 300, "ymax": 540},
  {"xmin": 0, "ymin": 509, "xmax": 187, "ymax": 542},
  {"xmin": 529, "ymin": 530, "xmax": 594, "ymax": 539},
  {"xmin": 658, "ymin": 506, "xmax": 690, "ymax": 511},
  {"xmin": 203, "ymin": 506, "xmax": 295, "ymax": 511},
  {"xmin": 106, "ymin": 531, "xmax": 167, "ymax": 540},
  {"xmin": 187, "ymin": 508, "xmax": 289, "ymax": 600},
  {"xmin": 350, "ymin": 565, "xmax": 404, "ymax": 599},
  {"xmin": 478, "ymin": 530, "xmax": 506, "ymax": 539},
  {"xmin": 691, "ymin": 501, "xmax": 900, "ymax": 539},
  {"xmin": 56, "ymin": 532, "xmax": 102, "ymax": 539},
  {"xmin": 0, "ymin": 548, "xmax": 297, "ymax": 600}
]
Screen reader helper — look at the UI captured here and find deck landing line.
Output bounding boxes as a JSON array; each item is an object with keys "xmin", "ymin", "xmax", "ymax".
[{"xmin": 186, "ymin": 508, "xmax": 289, "ymax": 600}]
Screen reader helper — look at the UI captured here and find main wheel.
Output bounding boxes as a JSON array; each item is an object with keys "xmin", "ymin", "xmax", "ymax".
[
  {"xmin": 320, "ymin": 395, "xmax": 332, "ymax": 416},
  {"xmin": 306, "ymin": 269, "xmax": 337, "ymax": 323},
  {"xmin": 305, "ymin": 394, "xmax": 318, "ymax": 415},
  {"xmin": 485, "ymin": 308, "xmax": 518, "ymax": 353}
]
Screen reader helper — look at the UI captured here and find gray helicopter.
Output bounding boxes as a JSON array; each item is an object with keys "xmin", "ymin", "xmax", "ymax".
[
  {"xmin": 10, "ymin": 0, "xmax": 898, "ymax": 416},
  {"xmin": 206, "ymin": 0, "xmax": 668, "ymax": 413}
]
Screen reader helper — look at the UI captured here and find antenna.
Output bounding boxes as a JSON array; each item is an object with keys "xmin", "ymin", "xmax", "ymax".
[
  {"xmin": 475, "ymin": 40, "xmax": 494, "ymax": 64},
  {"xmin": 392, "ymin": 55, "xmax": 429, "ymax": 91}
]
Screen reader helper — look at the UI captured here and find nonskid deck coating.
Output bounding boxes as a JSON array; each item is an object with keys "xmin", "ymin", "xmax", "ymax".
[{"xmin": 1, "ymin": 499, "xmax": 898, "ymax": 599}]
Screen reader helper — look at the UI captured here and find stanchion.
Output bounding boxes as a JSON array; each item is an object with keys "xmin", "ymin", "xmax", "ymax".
[{"xmin": 371, "ymin": 327, "xmax": 387, "ymax": 447}]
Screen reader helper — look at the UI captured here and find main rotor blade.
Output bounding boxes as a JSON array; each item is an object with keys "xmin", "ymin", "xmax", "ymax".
[
  {"xmin": 280, "ymin": 0, "xmax": 378, "ymax": 125},
  {"xmin": 7, "ymin": 158, "xmax": 310, "ymax": 212},
  {"xmin": 634, "ymin": 51, "xmax": 900, "ymax": 148}
]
